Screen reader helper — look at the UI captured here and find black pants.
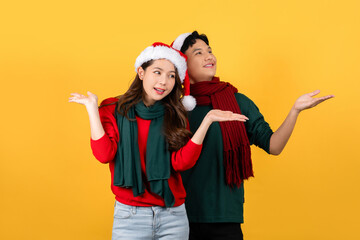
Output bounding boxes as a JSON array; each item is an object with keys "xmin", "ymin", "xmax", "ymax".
[{"xmin": 189, "ymin": 222, "xmax": 243, "ymax": 240}]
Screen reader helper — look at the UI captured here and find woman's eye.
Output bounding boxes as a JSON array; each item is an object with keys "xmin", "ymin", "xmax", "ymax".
[
  {"xmin": 154, "ymin": 71, "xmax": 160, "ymax": 74},
  {"xmin": 195, "ymin": 51, "xmax": 202, "ymax": 55},
  {"xmin": 170, "ymin": 74, "xmax": 175, "ymax": 78}
]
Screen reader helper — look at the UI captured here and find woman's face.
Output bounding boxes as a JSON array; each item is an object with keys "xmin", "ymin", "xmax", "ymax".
[
  {"xmin": 184, "ymin": 39, "xmax": 217, "ymax": 83},
  {"xmin": 138, "ymin": 59, "xmax": 177, "ymax": 106}
]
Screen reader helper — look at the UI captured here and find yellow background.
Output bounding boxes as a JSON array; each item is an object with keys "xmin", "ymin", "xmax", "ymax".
[{"xmin": 1, "ymin": 0, "xmax": 359, "ymax": 239}]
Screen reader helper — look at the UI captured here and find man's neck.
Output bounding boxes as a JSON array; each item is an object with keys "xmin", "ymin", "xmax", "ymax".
[{"xmin": 189, "ymin": 76, "xmax": 214, "ymax": 84}]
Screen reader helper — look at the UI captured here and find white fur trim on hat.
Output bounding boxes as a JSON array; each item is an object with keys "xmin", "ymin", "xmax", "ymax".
[
  {"xmin": 181, "ymin": 95, "xmax": 196, "ymax": 111},
  {"xmin": 134, "ymin": 45, "xmax": 187, "ymax": 82},
  {"xmin": 171, "ymin": 33, "xmax": 191, "ymax": 51}
]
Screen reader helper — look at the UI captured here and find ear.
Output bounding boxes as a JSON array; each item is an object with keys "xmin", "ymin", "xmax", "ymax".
[{"xmin": 137, "ymin": 67, "xmax": 145, "ymax": 80}]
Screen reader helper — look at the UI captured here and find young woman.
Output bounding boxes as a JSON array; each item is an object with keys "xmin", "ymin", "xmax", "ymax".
[
  {"xmin": 69, "ymin": 42, "xmax": 248, "ymax": 240},
  {"xmin": 171, "ymin": 32, "xmax": 334, "ymax": 240}
]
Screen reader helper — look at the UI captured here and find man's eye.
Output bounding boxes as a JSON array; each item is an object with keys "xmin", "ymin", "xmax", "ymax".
[
  {"xmin": 154, "ymin": 71, "xmax": 160, "ymax": 74},
  {"xmin": 195, "ymin": 52, "xmax": 202, "ymax": 55}
]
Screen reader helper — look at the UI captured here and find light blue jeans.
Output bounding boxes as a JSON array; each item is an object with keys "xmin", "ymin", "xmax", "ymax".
[{"xmin": 112, "ymin": 201, "xmax": 189, "ymax": 240}]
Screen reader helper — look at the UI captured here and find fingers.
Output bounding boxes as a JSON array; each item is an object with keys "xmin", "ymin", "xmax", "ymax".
[
  {"xmin": 232, "ymin": 113, "xmax": 249, "ymax": 121},
  {"xmin": 314, "ymin": 96, "xmax": 333, "ymax": 105},
  {"xmin": 308, "ymin": 90, "xmax": 320, "ymax": 97},
  {"xmin": 216, "ymin": 112, "xmax": 249, "ymax": 122},
  {"xmin": 308, "ymin": 90, "xmax": 335, "ymax": 100},
  {"xmin": 69, "ymin": 92, "xmax": 87, "ymax": 104},
  {"xmin": 68, "ymin": 91, "xmax": 98, "ymax": 107},
  {"xmin": 305, "ymin": 94, "xmax": 334, "ymax": 109},
  {"xmin": 70, "ymin": 93, "xmax": 83, "ymax": 97},
  {"xmin": 220, "ymin": 111, "xmax": 248, "ymax": 120},
  {"xmin": 68, "ymin": 96, "xmax": 83, "ymax": 103},
  {"xmin": 313, "ymin": 94, "xmax": 335, "ymax": 103},
  {"xmin": 322, "ymin": 94, "xmax": 335, "ymax": 100},
  {"xmin": 68, "ymin": 98, "xmax": 80, "ymax": 103}
]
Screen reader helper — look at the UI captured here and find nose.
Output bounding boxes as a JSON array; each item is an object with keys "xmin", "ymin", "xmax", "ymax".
[
  {"xmin": 204, "ymin": 52, "xmax": 214, "ymax": 61},
  {"xmin": 158, "ymin": 74, "xmax": 166, "ymax": 86}
]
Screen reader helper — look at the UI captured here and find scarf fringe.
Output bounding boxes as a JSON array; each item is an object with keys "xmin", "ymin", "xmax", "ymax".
[{"xmin": 224, "ymin": 145, "xmax": 253, "ymax": 188}]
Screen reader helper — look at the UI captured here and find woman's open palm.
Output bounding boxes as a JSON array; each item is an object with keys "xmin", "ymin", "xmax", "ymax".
[
  {"xmin": 69, "ymin": 91, "xmax": 98, "ymax": 108},
  {"xmin": 206, "ymin": 109, "xmax": 249, "ymax": 123}
]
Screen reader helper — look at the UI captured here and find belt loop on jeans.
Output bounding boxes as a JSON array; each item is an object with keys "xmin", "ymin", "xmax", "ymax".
[{"xmin": 131, "ymin": 206, "xmax": 137, "ymax": 215}]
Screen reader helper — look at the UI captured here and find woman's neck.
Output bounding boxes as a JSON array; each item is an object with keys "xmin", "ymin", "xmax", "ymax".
[{"xmin": 143, "ymin": 98, "xmax": 156, "ymax": 107}]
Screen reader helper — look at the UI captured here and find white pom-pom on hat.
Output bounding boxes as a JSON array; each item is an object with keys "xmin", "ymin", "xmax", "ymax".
[{"xmin": 182, "ymin": 95, "xmax": 196, "ymax": 111}]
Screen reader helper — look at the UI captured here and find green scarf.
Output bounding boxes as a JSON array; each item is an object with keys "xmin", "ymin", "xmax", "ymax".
[{"xmin": 113, "ymin": 101, "xmax": 175, "ymax": 207}]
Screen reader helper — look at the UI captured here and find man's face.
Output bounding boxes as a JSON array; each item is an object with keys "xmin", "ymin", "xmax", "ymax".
[{"xmin": 184, "ymin": 39, "xmax": 217, "ymax": 83}]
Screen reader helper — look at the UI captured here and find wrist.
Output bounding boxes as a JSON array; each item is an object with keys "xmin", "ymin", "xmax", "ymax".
[
  {"xmin": 86, "ymin": 103, "xmax": 99, "ymax": 113},
  {"xmin": 203, "ymin": 114, "xmax": 214, "ymax": 127},
  {"xmin": 291, "ymin": 106, "xmax": 301, "ymax": 115}
]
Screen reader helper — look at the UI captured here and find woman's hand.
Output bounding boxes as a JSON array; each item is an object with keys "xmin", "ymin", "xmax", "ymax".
[
  {"xmin": 68, "ymin": 91, "xmax": 105, "ymax": 140},
  {"xmin": 191, "ymin": 109, "xmax": 248, "ymax": 145},
  {"xmin": 69, "ymin": 91, "xmax": 98, "ymax": 109},
  {"xmin": 293, "ymin": 90, "xmax": 334, "ymax": 113},
  {"xmin": 204, "ymin": 109, "xmax": 248, "ymax": 124}
]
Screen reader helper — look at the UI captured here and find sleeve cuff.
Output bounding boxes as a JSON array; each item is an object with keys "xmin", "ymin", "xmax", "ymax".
[{"xmin": 90, "ymin": 133, "xmax": 107, "ymax": 146}]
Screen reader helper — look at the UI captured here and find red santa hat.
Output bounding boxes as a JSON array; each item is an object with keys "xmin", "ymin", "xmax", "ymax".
[{"xmin": 135, "ymin": 42, "xmax": 196, "ymax": 111}]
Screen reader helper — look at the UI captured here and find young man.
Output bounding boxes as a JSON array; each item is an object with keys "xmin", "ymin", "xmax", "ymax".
[{"xmin": 171, "ymin": 31, "xmax": 334, "ymax": 240}]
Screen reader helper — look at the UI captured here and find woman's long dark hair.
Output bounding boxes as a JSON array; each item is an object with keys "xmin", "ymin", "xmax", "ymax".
[{"xmin": 115, "ymin": 60, "xmax": 192, "ymax": 151}]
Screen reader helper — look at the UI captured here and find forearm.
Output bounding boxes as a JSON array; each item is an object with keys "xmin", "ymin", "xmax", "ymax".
[
  {"xmin": 190, "ymin": 117, "xmax": 212, "ymax": 145},
  {"xmin": 269, "ymin": 107, "xmax": 300, "ymax": 155},
  {"xmin": 171, "ymin": 140, "xmax": 202, "ymax": 171},
  {"xmin": 86, "ymin": 105, "xmax": 105, "ymax": 140}
]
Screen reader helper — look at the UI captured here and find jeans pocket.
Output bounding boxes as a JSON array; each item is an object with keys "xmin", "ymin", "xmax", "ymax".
[
  {"xmin": 114, "ymin": 202, "xmax": 133, "ymax": 219},
  {"xmin": 169, "ymin": 204, "xmax": 187, "ymax": 216}
]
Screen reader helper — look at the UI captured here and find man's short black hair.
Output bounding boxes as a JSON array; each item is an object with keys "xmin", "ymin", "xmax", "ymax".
[{"xmin": 180, "ymin": 31, "xmax": 209, "ymax": 54}]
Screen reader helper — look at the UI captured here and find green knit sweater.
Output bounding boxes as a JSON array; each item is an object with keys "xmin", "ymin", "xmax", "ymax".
[{"xmin": 181, "ymin": 93, "xmax": 273, "ymax": 223}]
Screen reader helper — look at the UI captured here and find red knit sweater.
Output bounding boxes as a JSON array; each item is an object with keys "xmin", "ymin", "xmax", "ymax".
[{"xmin": 90, "ymin": 98, "xmax": 202, "ymax": 207}]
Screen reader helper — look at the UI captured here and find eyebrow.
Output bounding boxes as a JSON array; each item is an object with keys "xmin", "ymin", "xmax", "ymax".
[
  {"xmin": 153, "ymin": 67, "xmax": 175, "ymax": 73},
  {"xmin": 192, "ymin": 46, "xmax": 212, "ymax": 53},
  {"xmin": 192, "ymin": 48, "xmax": 202, "ymax": 53}
]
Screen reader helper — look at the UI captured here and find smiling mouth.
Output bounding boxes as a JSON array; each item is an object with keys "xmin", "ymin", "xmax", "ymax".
[
  {"xmin": 204, "ymin": 63, "xmax": 215, "ymax": 68},
  {"xmin": 154, "ymin": 87, "xmax": 165, "ymax": 94}
]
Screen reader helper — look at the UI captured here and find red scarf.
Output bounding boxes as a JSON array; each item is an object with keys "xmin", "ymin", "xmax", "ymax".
[{"xmin": 190, "ymin": 77, "xmax": 253, "ymax": 187}]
